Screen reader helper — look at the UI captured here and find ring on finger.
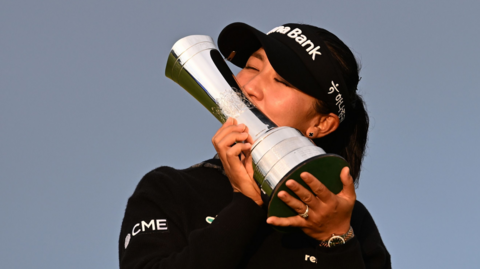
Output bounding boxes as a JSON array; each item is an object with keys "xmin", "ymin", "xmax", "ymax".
[{"xmin": 298, "ymin": 204, "xmax": 309, "ymax": 219}]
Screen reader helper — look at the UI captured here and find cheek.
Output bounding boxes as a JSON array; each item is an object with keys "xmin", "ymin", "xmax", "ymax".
[
  {"xmin": 275, "ymin": 93, "xmax": 317, "ymax": 131},
  {"xmin": 267, "ymin": 94, "xmax": 308, "ymax": 125},
  {"xmin": 235, "ymin": 70, "xmax": 249, "ymax": 87},
  {"xmin": 274, "ymin": 92, "xmax": 306, "ymax": 112}
]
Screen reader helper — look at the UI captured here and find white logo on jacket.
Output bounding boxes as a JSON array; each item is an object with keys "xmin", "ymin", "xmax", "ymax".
[
  {"xmin": 131, "ymin": 219, "xmax": 168, "ymax": 237},
  {"xmin": 305, "ymin": 254, "xmax": 317, "ymax": 263},
  {"xmin": 124, "ymin": 233, "xmax": 131, "ymax": 249},
  {"xmin": 267, "ymin": 26, "xmax": 322, "ymax": 60}
]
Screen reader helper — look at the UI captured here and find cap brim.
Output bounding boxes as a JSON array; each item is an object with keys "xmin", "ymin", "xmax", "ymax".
[{"xmin": 218, "ymin": 23, "xmax": 319, "ymax": 95}]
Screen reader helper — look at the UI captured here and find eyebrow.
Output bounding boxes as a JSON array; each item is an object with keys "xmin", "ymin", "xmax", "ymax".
[
  {"xmin": 249, "ymin": 51, "xmax": 295, "ymax": 88},
  {"xmin": 276, "ymin": 76, "xmax": 295, "ymax": 88},
  {"xmin": 251, "ymin": 51, "xmax": 264, "ymax": 61}
]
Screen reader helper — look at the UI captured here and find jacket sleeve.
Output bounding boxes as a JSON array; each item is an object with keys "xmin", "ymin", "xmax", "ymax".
[
  {"xmin": 311, "ymin": 201, "xmax": 391, "ymax": 269},
  {"xmin": 119, "ymin": 170, "xmax": 266, "ymax": 269}
]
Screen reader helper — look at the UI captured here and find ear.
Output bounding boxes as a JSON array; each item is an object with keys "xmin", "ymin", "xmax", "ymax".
[{"xmin": 306, "ymin": 113, "xmax": 340, "ymax": 139}]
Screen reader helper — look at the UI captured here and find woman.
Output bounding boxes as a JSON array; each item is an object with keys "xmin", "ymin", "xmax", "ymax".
[{"xmin": 119, "ymin": 22, "xmax": 391, "ymax": 268}]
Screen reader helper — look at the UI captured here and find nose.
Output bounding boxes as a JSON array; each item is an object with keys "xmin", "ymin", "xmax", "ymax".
[{"xmin": 241, "ymin": 73, "xmax": 264, "ymax": 101}]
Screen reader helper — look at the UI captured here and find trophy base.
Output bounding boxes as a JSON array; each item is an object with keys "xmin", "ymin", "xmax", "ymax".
[{"xmin": 267, "ymin": 154, "xmax": 349, "ymax": 233}]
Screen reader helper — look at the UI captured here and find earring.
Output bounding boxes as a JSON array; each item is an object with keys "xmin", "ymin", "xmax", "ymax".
[{"xmin": 308, "ymin": 132, "xmax": 314, "ymax": 137}]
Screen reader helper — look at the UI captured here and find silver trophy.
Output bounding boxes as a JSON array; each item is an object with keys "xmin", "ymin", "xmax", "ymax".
[{"xmin": 165, "ymin": 35, "xmax": 348, "ymax": 227}]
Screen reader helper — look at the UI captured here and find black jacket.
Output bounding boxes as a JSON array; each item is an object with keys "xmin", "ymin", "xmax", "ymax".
[{"xmin": 119, "ymin": 158, "xmax": 391, "ymax": 268}]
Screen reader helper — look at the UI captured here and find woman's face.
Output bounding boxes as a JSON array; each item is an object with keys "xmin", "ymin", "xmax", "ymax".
[{"xmin": 235, "ymin": 48, "xmax": 318, "ymax": 133}]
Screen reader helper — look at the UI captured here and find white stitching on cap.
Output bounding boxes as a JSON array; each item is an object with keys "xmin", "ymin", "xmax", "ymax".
[
  {"xmin": 267, "ymin": 26, "xmax": 291, "ymax": 35},
  {"xmin": 267, "ymin": 26, "xmax": 321, "ymax": 60},
  {"xmin": 328, "ymin": 81, "xmax": 346, "ymax": 122}
]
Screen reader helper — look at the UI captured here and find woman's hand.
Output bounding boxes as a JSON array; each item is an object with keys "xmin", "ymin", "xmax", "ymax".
[
  {"xmin": 212, "ymin": 118, "xmax": 263, "ymax": 206},
  {"xmin": 266, "ymin": 167, "xmax": 355, "ymax": 241}
]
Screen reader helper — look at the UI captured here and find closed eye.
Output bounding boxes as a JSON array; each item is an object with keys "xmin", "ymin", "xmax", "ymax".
[
  {"xmin": 245, "ymin": 65, "xmax": 259, "ymax": 71},
  {"xmin": 275, "ymin": 78, "xmax": 291, "ymax": 87}
]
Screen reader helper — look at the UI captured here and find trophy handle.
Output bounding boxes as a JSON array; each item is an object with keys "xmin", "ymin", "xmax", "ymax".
[{"xmin": 165, "ymin": 35, "xmax": 276, "ymax": 141}]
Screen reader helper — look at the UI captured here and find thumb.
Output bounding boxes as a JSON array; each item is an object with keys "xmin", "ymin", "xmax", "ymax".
[{"xmin": 339, "ymin": 167, "xmax": 356, "ymax": 200}]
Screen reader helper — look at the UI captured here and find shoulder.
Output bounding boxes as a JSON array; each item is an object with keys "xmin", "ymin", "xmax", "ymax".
[
  {"xmin": 351, "ymin": 200, "xmax": 391, "ymax": 265},
  {"xmin": 351, "ymin": 200, "xmax": 384, "ymax": 245},
  {"xmin": 350, "ymin": 200, "xmax": 377, "ymax": 234},
  {"xmin": 351, "ymin": 200, "xmax": 369, "ymax": 220},
  {"xmin": 133, "ymin": 158, "xmax": 228, "ymax": 197},
  {"xmin": 125, "ymin": 158, "xmax": 233, "ymax": 213}
]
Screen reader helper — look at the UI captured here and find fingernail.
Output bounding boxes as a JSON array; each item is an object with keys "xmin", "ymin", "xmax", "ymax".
[
  {"xmin": 266, "ymin": 218, "xmax": 273, "ymax": 224},
  {"xmin": 300, "ymin": 172, "xmax": 311, "ymax": 180}
]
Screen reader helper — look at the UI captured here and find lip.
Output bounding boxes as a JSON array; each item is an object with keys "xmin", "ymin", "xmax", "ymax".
[
  {"xmin": 245, "ymin": 93, "xmax": 257, "ymax": 108},
  {"xmin": 242, "ymin": 91, "xmax": 278, "ymax": 126},
  {"xmin": 240, "ymin": 88, "xmax": 259, "ymax": 110},
  {"xmin": 234, "ymin": 75, "xmax": 276, "ymax": 125}
]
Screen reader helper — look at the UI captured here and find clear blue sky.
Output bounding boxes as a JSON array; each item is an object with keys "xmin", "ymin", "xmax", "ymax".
[{"xmin": 1, "ymin": 1, "xmax": 479, "ymax": 268}]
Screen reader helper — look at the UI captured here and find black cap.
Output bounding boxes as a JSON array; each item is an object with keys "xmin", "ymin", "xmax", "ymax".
[{"xmin": 218, "ymin": 22, "xmax": 349, "ymax": 122}]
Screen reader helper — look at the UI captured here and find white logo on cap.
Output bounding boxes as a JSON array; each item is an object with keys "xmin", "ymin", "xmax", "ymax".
[
  {"xmin": 328, "ymin": 81, "xmax": 346, "ymax": 122},
  {"xmin": 267, "ymin": 26, "xmax": 291, "ymax": 35},
  {"xmin": 267, "ymin": 26, "xmax": 321, "ymax": 60}
]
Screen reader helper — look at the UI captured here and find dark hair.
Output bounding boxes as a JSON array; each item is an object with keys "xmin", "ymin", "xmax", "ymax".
[{"xmin": 311, "ymin": 27, "xmax": 369, "ymax": 184}]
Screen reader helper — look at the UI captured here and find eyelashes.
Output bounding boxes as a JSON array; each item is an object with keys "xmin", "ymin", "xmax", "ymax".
[
  {"xmin": 245, "ymin": 65, "xmax": 259, "ymax": 71},
  {"xmin": 274, "ymin": 78, "xmax": 290, "ymax": 87},
  {"xmin": 243, "ymin": 66, "xmax": 292, "ymax": 88}
]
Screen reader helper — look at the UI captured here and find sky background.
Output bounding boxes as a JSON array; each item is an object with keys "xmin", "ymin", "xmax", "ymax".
[{"xmin": 1, "ymin": 1, "xmax": 479, "ymax": 268}]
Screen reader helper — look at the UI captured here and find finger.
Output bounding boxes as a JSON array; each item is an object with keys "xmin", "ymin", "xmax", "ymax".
[
  {"xmin": 217, "ymin": 132, "xmax": 249, "ymax": 149},
  {"xmin": 215, "ymin": 123, "xmax": 246, "ymax": 142},
  {"xmin": 212, "ymin": 118, "xmax": 233, "ymax": 147},
  {"xmin": 225, "ymin": 143, "xmax": 253, "ymax": 177},
  {"xmin": 243, "ymin": 150, "xmax": 254, "ymax": 179},
  {"xmin": 216, "ymin": 117, "xmax": 236, "ymax": 135},
  {"xmin": 243, "ymin": 126, "xmax": 254, "ymax": 144},
  {"xmin": 241, "ymin": 127, "xmax": 253, "ymax": 156},
  {"xmin": 241, "ymin": 142, "xmax": 252, "ymax": 162},
  {"xmin": 226, "ymin": 143, "xmax": 252, "ymax": 162},
  {"xmin": 277, "ymin": 190, "xmax": 309, "ymax": 214},
  {"xmin": 212, "ymin": 124, "xmax": 248, "ymax": 149},
  {"xmin": 285, "ymin": 179, "xmax": 319, "ymax": 207},
  {"xmin": 300, "ymin": 172, "xmax": 335, "ymax": 204},
  {"xmin": 339, "ymin": 167, "xmax": 356, "ymax": 199},
  {"xmin": 212, "ymin": 118, "xmax": 237, "ymax": 143},
  {"xmin": 266, "ymin": 215, "xmax": 307, "ymax": 227}
]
